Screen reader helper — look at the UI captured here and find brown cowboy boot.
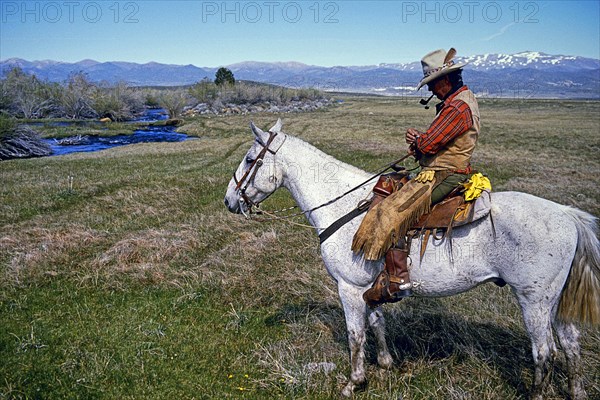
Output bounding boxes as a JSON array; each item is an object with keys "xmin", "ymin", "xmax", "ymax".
[{"xmin": 363, "ymin": 247, "xmax": 412, "ymax": 308}]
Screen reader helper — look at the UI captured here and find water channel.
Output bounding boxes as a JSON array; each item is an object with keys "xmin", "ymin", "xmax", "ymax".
[{"xmin": 41, "ymin": 109, "xmax": 192, "ymax": 156}]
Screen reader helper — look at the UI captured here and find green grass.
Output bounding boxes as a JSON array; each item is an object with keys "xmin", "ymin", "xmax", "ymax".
[
  {"xmin": 1, "ymin": 284, "xmax": 286, "ymax": 399},
  {"xmin": 1, "ymin": 96, "xmax": 599, "ymax": 399}
]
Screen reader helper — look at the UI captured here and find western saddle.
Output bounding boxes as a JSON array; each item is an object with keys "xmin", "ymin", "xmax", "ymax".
[{"xmin": 370, "ymin": 170, "xmax": 488, "ymax": 259}]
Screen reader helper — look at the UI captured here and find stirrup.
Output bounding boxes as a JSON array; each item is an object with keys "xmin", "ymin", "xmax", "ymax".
[
  {"xmin": 389, "ymin": 287, "xmax": 413, "ymax": 301},
  {"xmin": 363, "ymin": 271, "xmax": 412, "ymax": 308},
  {"xmin": 387, "ymin": 275, "xmax": 413, "ymax": 300}
]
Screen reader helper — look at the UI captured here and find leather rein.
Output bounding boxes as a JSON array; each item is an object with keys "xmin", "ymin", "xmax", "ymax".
[{"xmin": 232, "ymin": 131, "xmax": 413, "ymax": 223}]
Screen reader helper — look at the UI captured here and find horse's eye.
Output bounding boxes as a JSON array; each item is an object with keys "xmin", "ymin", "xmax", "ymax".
[{"xmin": 245, "ymin": 156, "xmax": 255, "ymax": 164}]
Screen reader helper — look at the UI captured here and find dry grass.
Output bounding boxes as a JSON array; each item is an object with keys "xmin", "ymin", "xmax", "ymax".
[{"xmin": 1, "ymin": 95, "xmax": 599, "ymax": 399}]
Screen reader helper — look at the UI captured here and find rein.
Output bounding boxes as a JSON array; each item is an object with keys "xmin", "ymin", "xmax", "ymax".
[
  {"xmin": 232, "ymin": 131, "xmax": 413, "ymax": 225},
  {"xmin": 265, "ymin": 152, "xmax": 413, "ymax": 219}
]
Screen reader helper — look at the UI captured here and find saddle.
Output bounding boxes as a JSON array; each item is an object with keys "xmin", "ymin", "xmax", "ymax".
[
  {"xmin": 412, "ymin": 193, "xmax": 473, "ymax": 230},
  {"xmin": 409, "ymin": 187, "xmax": 492, "ymax": 260},
  {"xmin": 318, "ymin": 171, "xmax": 491, "ymax": 246},
  {"xmin": 370, "ymin": 172, "xmax": 490, "ymax": 229},
  {"xmin": 369, "ymin": 171, "xmax": 410, "ymax": 210},
  {"xmin": 370, "ymin": 172, "xmax": 492, "ymax": 259}
]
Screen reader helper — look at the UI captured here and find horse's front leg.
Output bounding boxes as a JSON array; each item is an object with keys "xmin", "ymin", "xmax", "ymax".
[{"xmin": 338, "ymin": 281, "xmax": 369, "ymax": 397}]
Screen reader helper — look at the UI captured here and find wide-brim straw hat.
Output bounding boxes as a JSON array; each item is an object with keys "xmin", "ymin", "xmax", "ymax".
[{"xmin": 417, "ymin": 48, "xmax": 468, "ymax": 90}]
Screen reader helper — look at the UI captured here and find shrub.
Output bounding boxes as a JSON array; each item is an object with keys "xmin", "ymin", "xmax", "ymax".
[
  {"xmin": 0, "ymin": 113, "xmax": 16, "ymax": 136},
  {"xmin": 0, "ymin": 114, "xmax": 51, "ymax": 159},
  {"xmin": 0, "ymin": 67, "xmax": 58, "ymax": 118},
  {"xmin": 142, "ymin": 89, "xmax": 161, "ymax": 108},
  {"xmin": 93, "ymin": 81, "xmax": 145, "ymax": 121},
  {"xmin": 59, "ymin": 72, "xmax": 97, "ymax": 119},
  {"xmin": 189, "ymin": 80, "xmax": 329, "ymax": 107},
  {"xmin": 189, "ymin": 78, "xmax": 219, "ymax": 106},
  {"xmin": 158, "ymin": 89, "xmax": 190, "ymax": 118}
]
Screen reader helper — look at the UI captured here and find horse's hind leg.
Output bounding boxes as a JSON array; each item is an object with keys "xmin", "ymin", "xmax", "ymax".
[
  {"xmin": 368, "ymin": 307, "xmax": 393, "ymax": 369},
  {"xmin": 519, "ymin": 302, "xmax": 558, "ymax": 400},
  {"xmin": 553, "ymin": 320, "xmax": 587, "ymax": 400}
]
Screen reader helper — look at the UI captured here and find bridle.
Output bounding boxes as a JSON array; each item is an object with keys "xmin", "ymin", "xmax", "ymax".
[{"xmin": 232, "ymin": 130, "xmax": 281, "ymax": 216}]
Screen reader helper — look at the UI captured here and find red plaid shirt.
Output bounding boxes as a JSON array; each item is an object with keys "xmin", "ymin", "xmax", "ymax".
[{"xmin": 415, "ymin": 86, "xmax": 474, "ymax": 155}]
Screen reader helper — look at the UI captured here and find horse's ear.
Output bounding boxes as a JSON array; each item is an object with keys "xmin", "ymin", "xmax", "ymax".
[
  {"xmin": 250, "ymin": 121, "xmax": 268, "ymax": 144},
  {"xmin": 250, "ymin": 120, "xmax": 262, "ymax": 137},
  {"xmin": 270, "ymin": 118, "xmax": 283, "ymax": 133}
]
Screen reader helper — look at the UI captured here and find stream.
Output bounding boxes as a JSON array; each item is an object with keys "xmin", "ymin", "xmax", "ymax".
[{"xmin": 42, "ymin": 109, "xmax": 192, "ymax": 156}]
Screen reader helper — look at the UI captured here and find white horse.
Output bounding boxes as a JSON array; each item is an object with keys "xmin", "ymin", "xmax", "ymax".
[{"xmin": 223, "ymin": 119, "xmax": 600, "ymax": 399}]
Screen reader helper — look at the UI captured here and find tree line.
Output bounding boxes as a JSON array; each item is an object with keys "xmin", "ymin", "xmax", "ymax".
[
  {"xmin": 0, "ymin": 66, "xmax": 326, "ymax": 122},
  {"xmin": 0, "ymin": 66, "xmax": 328, "ymax": 160},
  {"xmin": 0, "ymin": 67, "xmax": 160, "ymax": 121}
]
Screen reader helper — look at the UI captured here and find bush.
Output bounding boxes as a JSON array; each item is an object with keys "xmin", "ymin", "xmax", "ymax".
[
  {"xmin": 0, "ymin": 114, "xmax": 51, "ymax": 159},
  {"xmin": 59, "ymin": 73, "xmax": 98, "ymax": 119},
  {"xmin": 189, "ymin": 78, "xmax": 219, "ymax": 106},
  {"xmin": 0, "ymin": 67, "xmax": 59, "ymax": 118},
  {"xmin": 158, "ymin": 89, "xmax": 190, "ymax": 118},
  {"xmin": 0, "ymin": 69, "xmax": 148, "ymax": 121},
  {"xmin": 93, "ymin": 82, "xmax": 145, "ymax": 121},
  {"xmin": 0, "ymin": 113, "xmax": 16, "ymax": 136},
  {"xmin": 142, "ymin": 89, "xmax": 161, "ymax": 108},
  {"xmin": 187, "ymin": 80, "xmax": 329, "ymax": 108}
]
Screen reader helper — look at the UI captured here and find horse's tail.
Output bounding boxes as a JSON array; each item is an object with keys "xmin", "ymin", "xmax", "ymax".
[{"xmin": 557, "ymin": 206, "xmax": 600, "ymax": 325}]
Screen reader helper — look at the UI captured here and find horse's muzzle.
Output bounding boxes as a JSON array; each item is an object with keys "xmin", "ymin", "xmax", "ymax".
[{"xmin": 224, "ymin": 197, "xmax": 240, "ymax": 214}]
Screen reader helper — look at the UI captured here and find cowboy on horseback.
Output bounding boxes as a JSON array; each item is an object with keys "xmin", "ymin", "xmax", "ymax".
[{"xmin": 354, "ymin": 47, "xmax": 481, "ymax": 308}]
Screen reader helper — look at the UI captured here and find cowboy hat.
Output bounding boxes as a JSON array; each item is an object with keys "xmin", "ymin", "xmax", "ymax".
[{"xmin": 417, "ymin": 48, "xmax": 468, "ymax": 90}]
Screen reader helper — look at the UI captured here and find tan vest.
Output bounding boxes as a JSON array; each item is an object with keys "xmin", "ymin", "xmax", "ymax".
[{"xmin": 420, "ymin": 88, "xmax": 480, "ymax": 171}]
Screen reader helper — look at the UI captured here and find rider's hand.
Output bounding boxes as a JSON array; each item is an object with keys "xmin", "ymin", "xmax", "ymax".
[{"xmin": 406, "ymin": 128, "xmax": 421, "ymax": 145}]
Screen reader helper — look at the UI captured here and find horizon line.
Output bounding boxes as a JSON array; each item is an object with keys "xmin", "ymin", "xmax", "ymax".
[{"xmin": 2, "ymin": 50, "xmax": 600, "ymax": 69}]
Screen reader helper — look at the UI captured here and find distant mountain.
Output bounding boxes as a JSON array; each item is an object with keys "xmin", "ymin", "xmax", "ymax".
[
  {"xmin": 380, "ymin": 51, "xmax": 600, "ymax": 72},
  {"xmin": 225, "ymin": 52, "xmax": 600, "ymax": 98},
  {"xmin": 1, "ymin": 51, "xmax": 599, "ymax": 98},
  {"xmin": 0, "ymin": 58, "xmax": 214, "ymax": 86},
  {"xmin": 459, "ymin": 51, "xmax": 600, "ymax": 71}
]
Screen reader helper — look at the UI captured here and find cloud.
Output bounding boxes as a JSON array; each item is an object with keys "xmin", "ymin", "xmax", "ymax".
[{"xmin": 481, "ymin": 22, "xmax": 516, "ymax": 41}]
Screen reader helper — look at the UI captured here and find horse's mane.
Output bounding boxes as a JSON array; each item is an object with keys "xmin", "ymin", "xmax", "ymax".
[{"xmin": 284, "ymin": 134, "xmax": 372, "ymax": 179}]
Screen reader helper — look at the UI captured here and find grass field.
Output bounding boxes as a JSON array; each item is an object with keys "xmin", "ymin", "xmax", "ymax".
[{"xmin": 1, "ymin": 96, "xmax": 599, "ymax": 399}]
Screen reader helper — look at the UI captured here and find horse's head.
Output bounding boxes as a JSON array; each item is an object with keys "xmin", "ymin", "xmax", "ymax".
[{"xmin": 224, "ymin": 119, "xmax": 286, "ymax": 216}]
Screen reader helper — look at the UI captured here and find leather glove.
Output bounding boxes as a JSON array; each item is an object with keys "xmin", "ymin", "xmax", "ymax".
[{"xmin": 414, "ymin": 170, "xmax": 435, "ymax": 183}]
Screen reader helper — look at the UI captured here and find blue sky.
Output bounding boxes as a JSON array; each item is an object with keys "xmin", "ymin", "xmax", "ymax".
[{"xmin": 1, "ymin": 1, "xmax": 599, "ymax": 66}]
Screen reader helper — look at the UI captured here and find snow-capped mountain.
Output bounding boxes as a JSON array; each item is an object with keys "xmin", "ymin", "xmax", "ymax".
[
  {"xmin": 379, "ymin": 51, "xmax": 599, "ymax": 72},
  {"xmin": 458, "ymin": 51, "xmax": 600, "ymax": 71},
  {"xmin": 1, "ymin": 52, "xmax": 599, "ymax": 98}
]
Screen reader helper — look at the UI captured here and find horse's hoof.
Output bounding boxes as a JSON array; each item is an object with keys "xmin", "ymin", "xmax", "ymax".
[
  {"xmin": 341, "ymin": 379, "xmax": 367, "ymax": 397},
  {"xmin": 341, "ymin": 382, "xmax": 355, "ymax": 398},
  {"xmin": 377, "ymin": 353, "xmax": 393, "ymax": 369}
]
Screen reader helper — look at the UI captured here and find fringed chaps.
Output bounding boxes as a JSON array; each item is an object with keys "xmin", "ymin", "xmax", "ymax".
[{"xmin": 351, "ymin": 177, "xmax": 438, "ymax": 260}]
